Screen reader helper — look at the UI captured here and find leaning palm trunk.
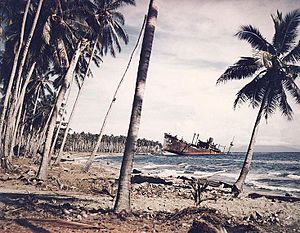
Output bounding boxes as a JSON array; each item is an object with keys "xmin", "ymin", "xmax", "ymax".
[
  {"xmin": 25, "ymin": 86, "xmax": 40, "ymax": 153},
  {"xmin": 14, "ymin": 0, "xmax": 44, "ymax": 98},
  {"xmin": 1, "ymin": 0, "xmax": 44, "ymax": 166},
  {"xmin": 37, "ymin": 41, "xmax": 83, "ymax": 180},
  {"xmin": 49, "ymin": 75, "xmax": 75, "ymax": 162},
  {"xmin": 82, "ymin": 17, "xmax": 147, "ymax": 172},
  {"xmin": 55, "ymin": 40, "xmax": 98, "ymax": 165},
  {"xmin": 114, "ymin": 0, "xmax": 158, "ymax": 213},
  {"xmin": 16, "ymin": 107, "xmax": 27, "ymax": 157},
  {"xmin": 5, "ymin": 0, "xmax": 44, "ymax": 131},
  {"xmin": 8, "ymin": 62, "xmax": 37, "ymax": 159},
  {"xmin": 82, "ymin": 98, "xmax": 115, "ymax": 172},
  {"xmin": 0, "ymin": 0, "xmax": 31, "ymax": 166},
  {"xmin": 232, "ymin": 90, "xmax": 269, "ymax": 195}
]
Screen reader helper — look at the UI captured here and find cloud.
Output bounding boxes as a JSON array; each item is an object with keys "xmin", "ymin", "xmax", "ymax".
[{"xmin": 68, "ymin": 0, "xmax": 300, "ymax": 149}]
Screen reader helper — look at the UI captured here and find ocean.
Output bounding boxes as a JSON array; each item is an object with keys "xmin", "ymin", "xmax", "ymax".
[{"xmin": 94, "ymin": 152, "xmax": 300, "ymax": 197}]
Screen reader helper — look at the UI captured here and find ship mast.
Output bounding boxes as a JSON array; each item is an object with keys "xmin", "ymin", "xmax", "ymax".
[
  {"xmin": 227, "ymin": 136, "xmax": 235, "ymax": 154},
  {"xmin": 191, "ymin": 133, "xmax": 196, "ymax": 144},
  {"xmin": 195, "ymin": 134, "xmax": 199, "ymax": 144}
]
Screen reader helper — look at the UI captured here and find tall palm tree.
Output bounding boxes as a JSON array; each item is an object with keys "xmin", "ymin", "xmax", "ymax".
[
  {"xmin": 82, "ymin": 13, "xmax": 145, "ymax": 172},
  {"xmin": 0, "ymin": 0, "xmax": 31, "ymax": 169},
  {"xmin": 56, "ymin": 0, "xmax": 136, "ymax": 166},
  {"xmin": 114, "ymin": 0, "xmax": 158, "ymax": 213},
  {"xmin": 37, "ymin": 40, "xmax": 85, "ymax": 180},
  {"xmin": 217, "ymin": 9, "xmax": 300, "ymax": 195}
]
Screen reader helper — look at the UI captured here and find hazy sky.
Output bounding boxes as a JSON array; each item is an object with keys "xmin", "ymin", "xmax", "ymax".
[{"xmin": 67, "ymin": 0, "xmax": 300, "ymax": 150}]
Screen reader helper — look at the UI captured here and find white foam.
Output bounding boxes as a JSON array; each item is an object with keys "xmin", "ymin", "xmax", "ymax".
[
  {"xmin": 287, "ymin": 174, "xmax": 300, "ymax": 180},
  {"xmin": 143, "ymin": 164, "xmax": 174, "ymax": 169},
  {"xmin": 250, "ymin": 181, "xmax": 300, "ymax": 193},
  {"xmin": 154, "ymin": 169, "xmax": 185, "ymax": 178},
  {"xmin": 194, "ymin": 170, "xmax": 226, "ymax": 177}
]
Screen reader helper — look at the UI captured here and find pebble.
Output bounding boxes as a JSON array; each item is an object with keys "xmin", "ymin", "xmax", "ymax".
[
  {"xmin": 63, "ymin": 209, "xmax": 71, "ymax": 215},
  {"xmin": 181, "ymin": 223, "xmax": 190, "ymax": 227}
]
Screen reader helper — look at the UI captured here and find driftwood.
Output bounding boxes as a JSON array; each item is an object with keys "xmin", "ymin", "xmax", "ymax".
[
  {"xmin": 131, "ymin": 175, "xmax": 173, "ymax": 185},
  {"xmin": 248, "ymin": 192, "xmax": 300, "ymax": 203},
  {"xmin": 178, "ymin": 176, "xmax": 232, "ymax": 189}
]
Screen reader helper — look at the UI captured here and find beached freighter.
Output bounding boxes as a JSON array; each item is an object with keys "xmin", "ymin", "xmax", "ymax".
[{"xmin": 163, "ymin": 133, "xmax": 224, "ymax": 155}]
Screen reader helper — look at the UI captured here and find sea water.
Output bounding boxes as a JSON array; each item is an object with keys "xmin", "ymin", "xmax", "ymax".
[{"xmin": 94, "ymin": 152, "xmax": 300, "ymax": 197}]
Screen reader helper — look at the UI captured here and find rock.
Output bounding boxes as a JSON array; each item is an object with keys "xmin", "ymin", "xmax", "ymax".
[
  {"xmin": 26, "ymin": 170, "xmax": 35, "ymax": 176},
  {"xmin": 132, "ymin": 169, "xmax": 142, "ymax": 174},
  {"xmin": 63, "ymin": 209, "xmax": 71, "ymax": 215},
  {"xmin": 0, "ymin": 211, "xmax": 5, "ymax": 220},
  {"xmin": 285, "ymin": 192, "xmax": 293, "ymax": 197},
  {"xmin": 0, "ymin": 174, "xmax": 9, "ymax": 181},
  {"xmin": 132, "ymin": 175, "xmax": 173, "ymax": 185},
  {"xmin": 188, "ymin": 220, "xmax": 227, "ymax": 233},
  {"xmin": 182, "ymin": 222, "xmax": 190, "ymax": 227},
  {"xmin": 249, "ymin": 213, "xmax": 257, "ymax": 221},
  {"xmin": 255, "ymin": 211, "xmax": 263, "ymax": 220}
]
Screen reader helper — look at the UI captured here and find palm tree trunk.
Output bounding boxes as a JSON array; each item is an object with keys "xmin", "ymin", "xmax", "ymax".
[
  {"xmin": 5, "ymin": 0, "xmax": 44, "ymax": 141},
  {"xmin": 14, "ymin": 0, "xmax": 44, "ymax": 98},
  {"xmin": 8, "ymin": 62, "xmax": 36, "ymax": 159},
  {"xmin": 82, "ymin": 16, "xmax": 147, "ymax": 172},
  {"xmin": 55, "ymin": 39, "xmax": 98, "ymax": 165},
  {"xmin": 16, "ymin": 107, "xmax": 27, "ymax": 157},
  {"xmin": 1, "ymin": 0, "xmax": 43, "ymax": 169},
  {"xmin": 49, "ymin": 73, "xmax": 75, "ymax": 162},
  {"xmin": 114, "ymin": 0, "xmax": 158, "ymax": 213},
  {"xmin": 25, "ymin": 85, "xmax": 40, "ymax": 153},
  {"xmin": 232, "ymin": 90, "xmax": 269, "ymax": 195},
  {"xmin": 37, "ymin": 41, "xmax": 83, "ymax": 180},
  {"xmin": 48, "ymin": 119, "xmax": 62, "ymax": 162},
  {"xmin": 0, "ymin": 0, "xmax": 31, "ymax": 164}
]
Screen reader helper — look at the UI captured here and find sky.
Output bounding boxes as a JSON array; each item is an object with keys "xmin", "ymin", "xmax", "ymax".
[{"xmin": 67, "ymin": 0, "xmax": 300, "ymax": 151}]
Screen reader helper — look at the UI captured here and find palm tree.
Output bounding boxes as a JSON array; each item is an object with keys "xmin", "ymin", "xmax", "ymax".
[
  {"xmin": 114, "ymin": 0, "xmax": 158, "ymax": 213},
  {"xmin": 217, "ymin": 9, "xmax": 300, "ymax": 195},
  {"xmin": 0, "ymin": 0, "xmax": 31, "ymax": 169},
  {"xmin": 37, "ymin": 40, "xmax": 85, "ymax": 180},
  {"xmin": 82, "ymin": 13, "xmax": 145, "ymax": 172}
]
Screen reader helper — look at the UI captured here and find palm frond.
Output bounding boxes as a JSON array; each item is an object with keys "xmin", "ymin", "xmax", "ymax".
[
  {"xmin": 283, "ymin": 77, "xmax": 300, "ymax": 104},
  {"xmin": 272, "ymin": 9, "xmax": 300, "ymax": 54},
  {"xmin": 217, "ymin": 57, "xmax": 261, "ymax": 84},
  {"xmin": 108, "ymin": 0, "xmax": 136, "ymax": 11},
  {"xmin": 285, "ymin": 65, "xmax": 300, "ymax": 80},
  {"xmin": 283, "ymin": 40, "xmax": 300, "ymax": 63},
  {"xmin": 112, "ymin": 11, "xmax": 125, "ymax": 25},
  {"xmin": 263, "ymin": 83, "xmax": 281, "ymax": 120},
  {"xmin": 235, "ymin": 25, "xmax": 273, "ymax": 53},
  {"xmin": 279, "ymin": 87, "xmax": 293, "ymax": 120},
  {"xmin": 42, "ymin": 16, "xmax": 51, "ymax": 45},
  {"xmin": 233, "ymin": 75, "xmax": 268, "ymax": 109}
]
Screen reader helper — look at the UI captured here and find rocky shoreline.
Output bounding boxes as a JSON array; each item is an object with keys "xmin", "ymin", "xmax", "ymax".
[{"xmin": 0, "ymin": 155, "xmax": 299, "ymax": 232}]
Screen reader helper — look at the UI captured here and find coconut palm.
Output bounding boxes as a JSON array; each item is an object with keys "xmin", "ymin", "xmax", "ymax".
[
  {"xmin": 217, "ymin": 9, "xmax": 300, "ymax": 195},
  {"xmin": 114, "ymin": 0, "xmax": 158, "ymax": 213},
  {"xmin": 56, "ymin": 0, "xmax": 136, "ymax": 167}
]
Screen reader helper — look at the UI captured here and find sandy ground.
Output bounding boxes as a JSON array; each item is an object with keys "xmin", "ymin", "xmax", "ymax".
[{"xmin": 0, "ymin": 153, "xmax": 299, "ymax": 232}]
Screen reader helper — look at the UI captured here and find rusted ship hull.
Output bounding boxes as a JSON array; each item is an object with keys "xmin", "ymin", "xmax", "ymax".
[{"xmin": 163, "ymin": 133, "xmax": 224, "ymax": 155}]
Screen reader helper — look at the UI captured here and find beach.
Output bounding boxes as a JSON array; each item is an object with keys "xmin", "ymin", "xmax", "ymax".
[{"xmin": 0, "ymin": 153, "xmax": 299, "ymax": 232}]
